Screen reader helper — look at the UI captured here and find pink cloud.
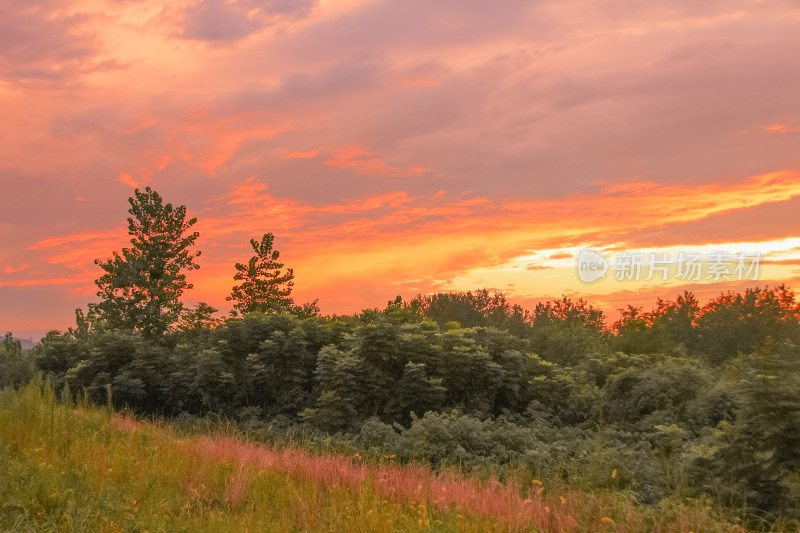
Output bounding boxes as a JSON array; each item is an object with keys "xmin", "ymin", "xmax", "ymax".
[
  {"xmin": 3, "ymin": 264, "xmax": 29, "ymax": 274},
  {"xmin": 325, "ymin": 145, "xmax": 428, "ymax": 177},
  {"xmin": 3, "ymin": 0, "xmax": 800, "ymax": 338},
  {"xmin": 762, "ymin": 123, "xmax": 800, "ymax": 134},
  {"xmin": 283, "ymin": 149, "xmax": 319, "ymax": 159},
  {"xmin": 172, "ymin": 0, "xmax": 318, "ymax": 42},
  {"xmin": 400, "ymin": 76, "xmax": 442, "ymax": 88}
]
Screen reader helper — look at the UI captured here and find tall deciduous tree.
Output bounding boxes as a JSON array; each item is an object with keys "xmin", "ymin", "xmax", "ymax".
[
  {"xmin": 228, "ymin": 233, "xmax": 294, "ymax": 315},
  {"xmin": 93, "ymin": 187, "xmax": 200, "ymax": 339}
]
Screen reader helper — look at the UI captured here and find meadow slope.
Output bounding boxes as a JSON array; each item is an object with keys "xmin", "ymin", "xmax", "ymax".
[{"xmin": 0, "ymin": 381, "xmax": 768, "ymax": 533}]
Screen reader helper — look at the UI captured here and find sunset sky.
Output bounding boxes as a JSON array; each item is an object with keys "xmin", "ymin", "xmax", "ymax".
[{"xmin": 2, "ymin": 0, "xmax": 800, "ymax": 340}]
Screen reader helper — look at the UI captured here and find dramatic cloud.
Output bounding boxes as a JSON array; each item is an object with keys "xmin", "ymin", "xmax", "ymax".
[{"xmin": 1, "ymin": 0, "xmax": 799, "ymax": 338}]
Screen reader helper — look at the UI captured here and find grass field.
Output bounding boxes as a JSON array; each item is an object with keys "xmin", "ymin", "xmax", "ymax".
[{"xmin": 0, "ymin": 381, "xmax": 776, "ymax": 532}]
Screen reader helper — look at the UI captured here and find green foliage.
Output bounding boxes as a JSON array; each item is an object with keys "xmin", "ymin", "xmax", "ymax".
[
  {"xmin": 533, "ymin": 295, "xmax": 605, "ymax": 331},
  {"xmin": 191, "ymin": 347, "xmax": 236, "ymax": 414},
  {"xmin": 2, "ymin": 331, "xmax": 22, "ymax": 356},
  {"xmin": 92, "ymin": 187, "xmax": 200, "ymax": 339},
  {"xmin": 395, "ymin": 411, "xmax": 535, "ymax": 468},
  {"xmin": 612, "ymin": 292, "xmax": 701, "ymax": 356},
  {"xmin": 694, "ymin": 344, "xmax": 800, "ymax": 520},
  {"xmin": 648, "ymin": 291, "xmax": 701, "ymax": 350},
  {"xmin": 58, "ymin": 331, "xmax": 169, "ymax": 412},
  {"xmin": 385, "ymin": 362, "xmax": 446, "ymax": 424},
  {"xmin": 20, "ymin": 268, "xmax": 800, "ymax": 528},
  {"xmin": 439, "ymin": 329, "xmax": 505, "ymax": 416},
  {"xmin": 1, "ymin": 382, "xmax": 504, "ymax": 533},
  {"xmin": 291, "ymin": 299, "xmax": 322, "ymax": 319},
  {"xmin": 244, "ymin": 322, "xmax": 320, "ymax": 417},
  {"xmin": 577, "ymin": 427, "xmax": 668, "ymax": 504},
  {"xmin": 0, "ymin": 332, "xmax": 34, "ymax": 388},
  {"xmin": 178, "ymin": 302, "xmax": 222, "ymax": 331},
  {"xmin": 416, "ymin": 289, "xmax": 531, "ymax": 335},
  {"xmin": 602, "ymin": 356, "xmax": 711, "ymax": 429},
  {"xmin": 525, "ymin": 356, "xmax": 601, "ymax": 426},
  {"xmin": 302, "ymin": 346, "xmax": 363, "ymax": 432},
  {"xmin": 228, "ymin": 233, "xmax": 295, "ymax": 315},
  {"xmin": 35, "ymin": 331, "xmax": 90, "ymax": 388},
  {"xmin": 529, "ymin": 296, "xmax": 607, "ymax": 366},
  {"xmin": 36, "ymin": 185, "xmax": 800, "ymax": 528},
  {"xmin": 695, "ymin": 285, "xmax": 800, "ymax": 365},
  {"xmin": 612, "ymin": 305, "xmax": 676, "ymax": 354}
]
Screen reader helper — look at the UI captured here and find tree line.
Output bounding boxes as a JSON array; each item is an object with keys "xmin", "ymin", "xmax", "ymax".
[{"xmin": 2, "ymin": 187, "xmax": 799, "ymax": 527}]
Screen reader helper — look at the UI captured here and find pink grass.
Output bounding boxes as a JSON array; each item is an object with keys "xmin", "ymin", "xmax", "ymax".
[
  {"xmin": 111, "ymin": 414, "xmax": 582, "ymax": 531},
  {"xmin": 181, "ymin": 435, "xmax": 578, "ymax": 532},
  {"xmin": 111, "ymin": 414, "xmax": 141, "ymax": 432}
]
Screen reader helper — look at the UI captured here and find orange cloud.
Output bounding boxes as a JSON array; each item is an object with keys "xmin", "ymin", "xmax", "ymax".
[
  {"xmin": 197, "ymin": 170, "xmax": 800, "ymax": 265},
  {"xmin": 191, "ymin": 171, "xmax": 800, "ymax": 307},
  {"xmin": 3, "ymin": 264, "xmax": 29, "ymax": 274},
  {"xmin": 107, "ymin": 109, "xmax": 293, "ymax": 185},
  {"xmin": 503, "ymin": 170, "xmax": 800, "ymax": 235},
  {"xmin": 319, "ymin": 192, "xmax": 415, "ymax": 214},
  {"xmin": 118, "ymin": 173, "xmax": 141, "ymax": 188},
  {"xmin": 760, "ymin": 258, "xmax": 800, "ymax": 266},
  {"xmin": 6, "ymin": 0, "xmax": 800, "ymax": 340},
  {"xmin": 762, "ymin": 123, "xmax": 800, "ymax": 134},
  {"xmin": 30, "ymin": 229, "xmax": 125, "ymax": 251},
  {"xmin": 20, "ymin": 168, "xmax": 800, "ymax": 320},
  {"xmin": 283, "ymin": 149, "xmax": 319, "ymax": 159},
  {"xmin": 196, "ymin": 169, "xmax": 800, "ymax": 314},
  {"xmin": 174, "ymin": 112, "xmax": 288, "ymax": 174},
  {"xmin": 325, "ymin": 145, "xmax": 428, "ymax": 177},
  {"xmin": 0, "ymin": 276, "xmax": 92, "ymax": 289},
  {"xmin": 29, "ymin": 229, "xmax": 129, "ymax": 271}
]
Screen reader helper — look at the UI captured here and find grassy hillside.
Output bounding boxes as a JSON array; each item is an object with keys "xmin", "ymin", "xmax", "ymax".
[
  {"xmin": 0, "ymin": 380, "xmax": 779, "ymax": 533},
  {"xmin": 0, "ymin": 381, "xmax": 508, "ymax": 532}
]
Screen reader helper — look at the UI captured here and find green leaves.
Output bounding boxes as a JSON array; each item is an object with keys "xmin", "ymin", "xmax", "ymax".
[
  {"xmin": 1, "ymin": 332, "xmax": 22, "ymax": 359},
  {"xmin": 227, "ymin": 233, "xmax": 295, "ymax": 315},
  {"xmin": 92, "ymin": 187, "xmax": 200, "ymax": 339},
  {"xmin": 695, "ymin": 345, "xmax": 800, "ymax": 518},
  {"xmin": 696, "ymin": 285, "xmax": 800, "ymax": 365},
  {"xmin": 0, "ymin": 332, "xmax": 34, "ymax": 388}
]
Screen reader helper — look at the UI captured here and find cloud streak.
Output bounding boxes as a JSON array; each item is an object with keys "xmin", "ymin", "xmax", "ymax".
[
  {"xmin": 16, "ymin": 169, "xmax": 800, "ymax": 319},
  {"xmin": 2, "ymin": 0, "xmax": 799, "ymax": 338}
]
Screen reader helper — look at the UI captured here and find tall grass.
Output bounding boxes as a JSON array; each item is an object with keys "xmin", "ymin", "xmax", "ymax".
[
  {"xmin": 0, "ymin": 380, "xmax": 498, "ymax": 532},
  {"xmin": 0, "ymin": 380, "xmax": 791, "ymax": 532}
]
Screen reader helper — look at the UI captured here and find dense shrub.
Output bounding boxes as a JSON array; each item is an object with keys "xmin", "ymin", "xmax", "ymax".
[{"xmin": 20, "ymin": 284, "xmax": 800, "ymax": 527}]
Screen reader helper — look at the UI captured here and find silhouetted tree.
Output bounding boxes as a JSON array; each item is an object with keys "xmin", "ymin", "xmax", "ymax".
[
  {"xmin": 417, "ymin": 289, "xmax": 530, "ymax": 334},
  {"xmin": 696, "ymin": 285, "xmax": 800, "ymax": 365},
  {"xmin": 530, "ymin": 296, "xmax": 607, "ymax": 366}
]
